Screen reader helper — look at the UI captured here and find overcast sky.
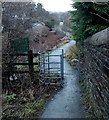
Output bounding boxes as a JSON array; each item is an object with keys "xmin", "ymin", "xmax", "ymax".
[{"xmin": 33, "ymin": 0, "xmax": 73, "ymax": 12}]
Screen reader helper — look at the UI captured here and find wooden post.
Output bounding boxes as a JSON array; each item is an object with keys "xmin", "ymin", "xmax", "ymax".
[{"xmin": 28, "ymin": 50, "xmax": 34, "ymax": 81}]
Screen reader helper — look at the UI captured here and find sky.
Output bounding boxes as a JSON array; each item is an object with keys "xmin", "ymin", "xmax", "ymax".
[{"xmin": 33, "ymin": 0, "xmax": 73, "ymax": 12}]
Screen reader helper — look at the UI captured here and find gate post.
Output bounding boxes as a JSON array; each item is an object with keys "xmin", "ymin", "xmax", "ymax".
[
  {"xmin": 78, "ymin": 50, "xmax": 80, "ymax": 80},
  {"xmin": 38, "ymin": 53, "xmax": 40, "ymax": 72},
  {"xmin": 61, "ymin": 49, "xmax": 64, "ymax": 79},
  {"xmin": 28, "ymin": 50, "xmax": 34, "ymax": 81},
  {"xmin": 48, "ymin": 52, "xmax": 50, "ymax": 74},
  {"xmin": 43, "ymin": 54, "xmax": 45, "ymax": 73}
]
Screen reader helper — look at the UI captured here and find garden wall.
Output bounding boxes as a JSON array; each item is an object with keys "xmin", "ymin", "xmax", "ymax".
[{"xmin": 83, "ymin": 27, "xmax": 109, "ymax": 118}]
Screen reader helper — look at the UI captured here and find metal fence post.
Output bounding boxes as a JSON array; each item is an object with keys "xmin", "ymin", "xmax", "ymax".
[
  {"xmin": 48, "ymin": 52, "xmax": 50, "ymax": 74},
  {"xmin": 62, "ymin": 49, "xmax": 64, "ymax": 79},
  {"xmin": 61, "ymin": 49, "xmax": 64, "ymax": 80},
  {"xmin": 43, "ymin": 54, "xmax": 45, "ymax": 73},
  {"xmin": 38, "ymin": 53, "xmax": 40, "ymax": 72},
  {"xmin": 78, "ymin": 50, "xmax": 80, "ymax": 80}
]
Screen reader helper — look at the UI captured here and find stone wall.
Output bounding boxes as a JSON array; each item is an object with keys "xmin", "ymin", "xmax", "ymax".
[{"xmin": 83, "ymin": 28, "xmax": 109, "ymax": 118}]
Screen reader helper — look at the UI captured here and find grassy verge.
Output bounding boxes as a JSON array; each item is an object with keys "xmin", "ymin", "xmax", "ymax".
[
  {"xmin": 2, "ymin": 70, "xmax": 62, "ymax": 119},
  {"xmin": 54, "ymin": 39, "xmax": 70, "ymax": 48},
  {"xmin": 79, "ymin": 76, "xmax": 104, "ymax": 118},
  {"xmin": 79, "ymin": 78, "xmax": 91, "ymax": 118},
  {"xmin": 65, "ymin": 44, "xmax": 79, "ymax": 69},
  {"xmin": 3, "ymin": 97, "xmax": 45, "ymax": 118},
  {"xmin": 2, "ymin": 84, "xmax": 61, "ymax": 119}
]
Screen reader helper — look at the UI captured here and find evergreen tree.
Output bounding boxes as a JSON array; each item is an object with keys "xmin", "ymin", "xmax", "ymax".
[{"xmin": 70, "ymin": 2, "xmax": 109, "ymax": 44}]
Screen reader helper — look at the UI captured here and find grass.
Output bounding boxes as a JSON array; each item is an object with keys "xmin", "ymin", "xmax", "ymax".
[
  {"xmin": 79, "ymin": 79, "xmax": 91, "ymax": 117},
  {"xmin": 33, "ymin": 57, "xmax": 39, "ymax": 71},
  {"xmin": 2, "ymin": 83, "xmax": 61, "ymax": 118},
  {"xmin": 44, "ymin": 73, "xmax": 60, "ymax": 77},
  {"xmin": 2, "ymin": 95, "xmax": 46, "ymax": 118},
  {"xmin": 54, "ymin": 40, "xmax": 70, "ymax": 48},
  {"xmin": 16, "ymin": 65, "xmax": 28, "ymax": 69},
  {"xmin": 16, "ymin": 57, "xmax": 39, "ymax": 71},
  {"xmin": 65, "ymin": 44, "xmax": 79, "ymax": 69},
  {"xmin": 22, "ymin": 99, "xmax": 45, "ymax": 117},
  {"xmin": 65, "ymin": 44, "xmax": 78, "ymax": 60},
  {"xmin": 79, "ymin": 78, "xmax": 104, "ymax": 118}
]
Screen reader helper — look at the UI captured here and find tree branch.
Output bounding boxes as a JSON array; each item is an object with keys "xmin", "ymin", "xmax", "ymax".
[
  {"xmin": 104, "ymin": 12, "xmax": 109, "ymax": 17},
  {"xmin": 89, "ymin": 1, "xmax": 109, "ymax": 7},
  {"xmin": 90, "ymin": 12, "xmax": 109, "ymax": 23}
]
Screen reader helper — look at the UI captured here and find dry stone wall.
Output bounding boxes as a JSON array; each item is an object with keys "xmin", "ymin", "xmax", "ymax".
[{"xmin": 83, "ymin": 28, "xmax": 109, "ymax": 118}]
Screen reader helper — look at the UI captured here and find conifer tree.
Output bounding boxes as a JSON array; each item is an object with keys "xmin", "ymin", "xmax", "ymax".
[{"xmin": 70, "ymin": 2, "xmax": 109, "ymax": 44}]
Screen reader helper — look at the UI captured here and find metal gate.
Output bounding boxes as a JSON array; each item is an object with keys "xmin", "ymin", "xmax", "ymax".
[{"xmin": 38, "ymin": 49, "xmax": 64, "ymax": 84}]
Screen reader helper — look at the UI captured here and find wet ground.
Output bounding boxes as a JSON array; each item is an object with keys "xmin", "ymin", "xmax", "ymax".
[{"xmin": 40, "ymin": 40, "xmax": 85, "ymax": 118}]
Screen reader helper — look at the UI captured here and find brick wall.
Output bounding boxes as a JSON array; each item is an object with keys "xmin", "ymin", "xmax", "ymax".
[{"xmin": 82, "ymin": 28, "xmax": 109, "ymax": 118}]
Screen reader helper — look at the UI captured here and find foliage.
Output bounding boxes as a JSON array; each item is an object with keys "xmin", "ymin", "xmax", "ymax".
[
  {"xmin": 16, "ymin": 65, "xmax": 28, "ymax": 69},
  {"xmin": 20, "ymin": 97, "xmax": 28, "ymax": 103},
  {"xmin": 3, "ymin": 98, "xmax": 45, "ymax": 118},
  {"xmin": 33, "ymin": 3, "xmax": 62, "ymax": 30},
  {"xmin": 2, "ymin": 2, "xmax": 36, "ymax": 32},
  {"xmin": 61, "ymin": 12, "xmax": 72, "ymax": 32},
  {"xmin": 3, "ymin": 84, "xmax": 61, "ymax": 118},
  {"xmin": 7, "ymin": 94, "xmax": 16, "ymax": 101},
  {"xmin": 70, "ymin": 2, "xmax": 109, "ymax": 44},
  {"xmin": 2, "ymin": 2, "xmax": 37, "ymax": 89}
]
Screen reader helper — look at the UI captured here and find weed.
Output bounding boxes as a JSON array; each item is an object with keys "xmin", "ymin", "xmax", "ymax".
[
  {"xmin": 33, "ymin": 57, "xmax": 39, "ymax": 71},
  {"xmin": 7, "ymin": 94, "xmax": 16, "ymax": 101},
  {"xmin": 34, "ymin": 65, "xmax": 38, "ymax": 71},
  {"xmin": 20, "ymin": 97, "xmax": 27, "ymax": 103},
  {"xmin": 16, "ymin": 65, "xmax": 28, "ymax": 69},
  {"xmin": 33, "ymin": 57, "xmax": 38, "ymax": 63}
]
